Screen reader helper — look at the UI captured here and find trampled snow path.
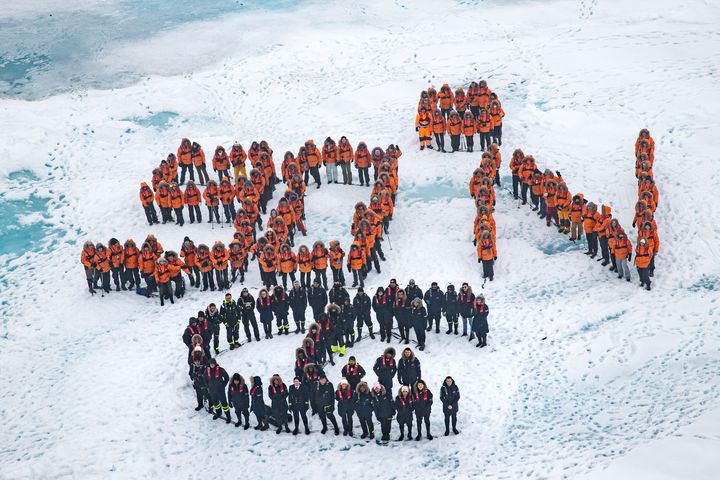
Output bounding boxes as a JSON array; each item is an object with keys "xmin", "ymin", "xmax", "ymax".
[{"xmin": 1, "ymin": 0, "xmax": 720, "ymax": 478}]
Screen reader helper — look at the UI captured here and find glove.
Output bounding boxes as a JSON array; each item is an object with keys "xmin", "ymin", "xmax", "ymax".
[
  {"xmin": 415, "ymin": 127, "xmax": 419, "ymax": 132},
  {"xmin": 494, "ymin": 257, "xmax": 497, "ymax": 261},
  {"xmin": 477, "ymin": 258, "xmax": 481, "ymax": 263},
  {"xmin": 632, "ymin": 221, "xmax": 636, "ymax": 228},
  {"xmin": 627, "ymin": 253, "xmax": 632, "ymax": 261},
  {"xmin": 323, "ymin": 161, "xmax": 326, "ymax": 166},
  {"xmin": 555, "ymin": 170, "xmax": 561, "ymax": 177},
  {"xmin": 347, "ymin": 265, "xmax": 351, "ymax": 272},
  {"xmin": 395, "ymin": 145, "xmax": 400, "ymax": 150},
  {"xmin": 473, "ymin": 239, "xmax": 477, "ymax": 246}
]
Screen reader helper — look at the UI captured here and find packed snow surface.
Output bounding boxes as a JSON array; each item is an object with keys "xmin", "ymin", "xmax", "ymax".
[{"xmin": 1, "ymin": 0, "xmax": 719, "ymax": 478}]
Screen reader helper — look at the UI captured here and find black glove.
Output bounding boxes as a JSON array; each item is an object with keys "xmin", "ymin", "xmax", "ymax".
[
  {"xmin": 555, "ymin": 170, "xmax": 561, "ymax": 177},
  {"xmin": 632, "ymin": 222, "xmax": 636, "ymax": 228},
  {"xmin": 627, "ymin": 253, "xmax": 632, "ymax": 261},
  {"xmin": 477, "ymin": 258, "xmax": 481, "ymax": 263},
  {"xmin": 347, "ymin": 265, "xmax": 351, "ymax": 272},
  {"xmin": 494, "ymin": 257, "xmax": 497, "ymax": 261},
  {"xmin": 415, "ymin": 127, "xmax": 419, "ymax": 132},
  {"xmin": 473, "ymin": 239, "xmax": 477, "ymax": 246},
  {"xmin": 395, "ymin": 145, "xmax": 400, "ymax": 150}
]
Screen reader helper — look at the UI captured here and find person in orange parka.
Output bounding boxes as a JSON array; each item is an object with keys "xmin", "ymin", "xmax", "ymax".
[
  {"xmin": 151, "ymin": 168, "xmax": 163, "ymax": 192},
  {"xmin": 355, "ymin": 142, "xmax": 372, "ymax": 186},
  {"xmin": 415, "ymin": 108, "xmax": 433, "ymax": 150},
  {"xmin": 556, "ymin": 182, "xmax": 572, "ymax": 234},
  {"xmin": 156, "ymin": 181, "xmax": 173, "ymax": 224},
  {"xmin": 154, "ymin": 257, "xmax": 176, "ymax": 306},
  {"xmin": 454, "ymin": 87, "xmax": 467, "ymax": 117},
  {"xmin": 635, "ymin": 237, "xmax": 653, "ymax": 290},
  {"xmin": 297, "ymin": 244, "xmax": 313, "ymax": 288},
  {"xmin": 594, "ymin": 205, "xmax": 613, "ymax": 266},
  {"xmin": 475, "ymin": 108, "xmax": 495, "ymax": 152},
  {"xmin": 638, "ymin": 221, "xmax": 659, "ymax": 278},
  {"xmin": 178, "ymin": 137, "xmax": 193, "ymax": 184},
  {"xmin": 80, "ymin": 240, "xmax": 98, "ymax": 294},
  {"xmin": 165, "ymin": 153, "xmax": 178, "ymax": 183},
  {"xmin": 322, "ymin": 137, "xmax": 339, "ymax": 184},
  {"xmin": 569, "ymin": 193, "xmax": 587, "ymax": 242},
  {"xmin": 447, "ymin": 111, "xmax": 462, "ymax": 152},
  {"xmin": 180, "ymin": 236, "xmax": 201, "ymax": 288},
  {"xmin": 338, "ymin": 136, "xmax": 354, "ymax": 185},
  {"xmin": 347, "ymin": 244, "xmax": 365, "ymax": 288},
  {"xmin": 489, "ymin": 101, "xmax": 505, "ymax": 146},
  {"xmin": 196, "ymin": 243, "xmax": 215, "ymax": 291},
  {"xmin": 183, "ymin": 180, "xmax": 202, "ymax": 224},
  {"xmin": 211, "ymin": 241, "xmax": 230, "ymax": 291},
  {"xmin": 582, "ymin": 202, "xmax": 602, "ymax": 258},
  {"xmin": 123, "ymin": 238, "xmax": 140, "ymax": 290},
  {"xmin": 169, "ymin": 183, "xmax": 185, "ymax": 226},
  {"xmin": 476, "ymin": 80, "xmax": 492, "ymax": 110},
  {"xmin": 164, "ymin": 250, "xmax": 186, "ymax": 298},
  {"xmin": 91, "ymin": 242, "xmax": 110, "ymax": 294},
  {"xmin": 191, "ymin": 141, "xmax": 210, "ymax": 186},
  {"xmin": 462, "ymin": 111, "xmax": 476, "ymax": 153},
  {"xmin": 438, "ymin": 84, "xmax": 454, "ymax": 119},
  {"xmin": 489, "ymin": 143, "xmax": 502, "ymax": 186},
  {"xmin": 509, "ymin": 148, "xmax": 524, "ymax": 200},
  {"xmin": 614, "ymin": 231, "xmax": 632, "ymax": 281},
  {"xmin": 203, "ymin": 180, "xmax": 221, "ymax": 224},
  {"xmin": 277, "ymin": 243, "xmax": 298, "ymax": 291},
  {"xmin": 431, "ymin": 109, "xmax": 447, "ymax": 153},
  {"xmin": 108, "ymin": 237, "xmax": 125, "ymax": 292},
  {"xmin": 139, "ymin": 182, "xmax": 159, "ymax": 225},
  {"xmin": 476, "ymin": 231, "xmax": 497, "ymax": 282},
  {"xmin": 427, "ymin": 86, "xmax": 438, "ymax": 109},
  {"xmin": 312, "ymin": 241, "xmax": 329, "ymax": 290},
  {"xmin": 219, "ymin": 178, "xmax": 236, "ymax": 224},
  {"xmin": 635, "ymin": 129, "xmax": 655, "ymax": 164},
  {"xmin": 305, "ymin": 140, "xmax": 323, "ymax": 189},
  {"xmin": 139, "ymin": 241, "xmax": 158, "ymax": 296},
  {"xmin": 212, "ymin": 145, "xmax": 231, "ymax": 181},
  {"xmin": 259, "ymin": 244, "xmax": 278, "ymax": 289},
  {"xmin": 229, "ymin": 142, "xmax": 247, "ymax": 182},
  {"xmin": 228, "ymin": 238, "xmax": 247, "ymax": 285},
  {"xmin": 328, "ymin": 240, "xmax": 346, "ymax": 287}
]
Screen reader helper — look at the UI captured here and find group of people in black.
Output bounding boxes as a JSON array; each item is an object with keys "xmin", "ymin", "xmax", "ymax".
[{"xmin": 188, "ymin": 345, "xmax": 461, "ymax": 442}]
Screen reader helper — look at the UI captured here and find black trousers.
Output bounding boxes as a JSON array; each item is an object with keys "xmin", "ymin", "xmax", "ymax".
[
  {"xmin": 358, "ymin": 167, "xmax": 370, "ymax": 186},
  {"xmin": 111, "ymin": 266, "xmax": 124, "ymax": 289},
  {"xmin": 187, "ymin": 204, "xmax": 201, "ymax": 223},
  {"xmin": 340, "ymin": 411, "xmax": 354, "ymax": 433},
  {"xmin": 358, "ymin": 415, "xmax": 374, "ymax": 436},
  {"xmin": 319, "ymin": 410, "xmax": 339, "ymax": 431},
  {"xmin": 379, "ymin": 418, "xmax": 392, "ymax": 439},
  {"xmin": 158, "ymin": 281, "xmax": 173, "ymax": 304},
  {"xmin": 313, "ymin": 268, "xmax": 328, "ymax": 289},
  {"xmin": 242, "ymin": 316, "xmax": 260, "ymax": 340},
  {"xmin": 125, "ymin": 267, "xmax": 140, "ymax": 288},
  {"xmin": 415, "ymin": 412, "xmax": 431, "ymax": 436},
  {"xmin": 638, "ymin": 266, "xmax": 651, "ymax": 286},
  {"xmin": 201, "ymin": 271, "xmax": 215, "ymax": 290},
  {"xmin": 600, "ymin": 236, "xmax": 610, "ymax": 262},
  {"xmin": 280, "ymin": 271, "xmax": 296, "ymax": 290},
  {"xmin": 180, "ymin": 163, "xmax": 194, "ymax": 184},
  {"xmin": 434, "ymin": 133, "xmax": 445, "ymax": 151},
  {"xmin": 512, "ymin": 175, "xmax": 520, "ymax": 199},
  {"xmin": 482, "ymin": 259, "xmax": 494, "ymax": 280},
  {"xmin": 234, "ymin": 406, "xmax": 249, "ymax": 425},
  {"xmin": 450, "ymin": 135, "xmax": 460, "ymax": 152},
  {"xmin": 492, "ymin": 124, "xmax": 502, "ymax": 145},
  {"xmin": 215, "ymin": 269, "xmax": 229, "ymax": 290},
  {"xmin": 143, "ymin": 204, "xmax": 159, "ymax": 224},
  {"xmin": 186, "ymin": 265, "xmax": 200, "ymax": 287},
  {"xmin": 292, "ymin": 408, "xmax": 309, "ymax": 430},
  {"xmin": 143, "ymin": 272, "xmax": 157, "ymax": 293},
  {"xmin": 444, "ymin": 412, "xmax": 457, "ymax": 431},
  {"xmin": 479, "ymin": 132, "xmax": 491, "ymax": 151},
  {"xmin": 352, "ymin": 269, "xmax": 364, "ymax": 288},
  {"xmin": 226, "ymin": 322, "xmax": 239, "ymax": 346},
  {"xmin": 222, "ymin": 203, "xmax": 236, "ymax": 223},
  {"xmin": 174, "ymin": 207, "xmax": 184, "ymax": 226},
  {"xmin": 300, "ymin": 271, "xmax": 311, "ymax": 288},
  {"xmin": 160, "ymin": 207, "xmax": 173, "ymax": 223},
  {"xmin": 207, "ymin": 205, "xmax": 220, "ymax": 223},
  {"xmin": 414, "ymin": 325, "xmax": 426, "ymax": 346},
  {"xmin": 521, "ymin": 183, "xmax": 529, "ymax": 203},
  {"xmin": 586, "ymin": 232, "xmax": 598, "ymax": 255},
  {"xmin": 308, "ymin": 166, "xmax": 321, "ymax": 186},
  {"xmin": 465, "ymin": 135, "xmax": 474, "ymax": 151},
  {"xmin": 427, "ymin": 312, "xmax": 441, "ymax": 331},
  {"xmin": 469, "ymin": 106, "xmax": 480, "ymax": 117},
  {"xmin": 331, "ymin": 267, "xmax": 345, "ymax": 286},
  {"xmin": 378, "ymin": 314, "xmax": 392, "ymax": 340}
]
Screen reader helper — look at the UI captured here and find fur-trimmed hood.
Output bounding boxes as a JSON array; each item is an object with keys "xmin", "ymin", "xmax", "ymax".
[
  {"xmin": 401, "ymin": 347, "xmax": 415, "ymax": 361},
  {"xmin": 231, "ymin": 373, "xmax": 245, "ymax": 386},
  {"xmin": 383, "ymin": 346, "xmax": 396, "ymax": 358},
  {"xmin": 356, "ymin": 381, "xmax": 370, "ymax": 394},
  {"xmin": 303, "ymin": 363, "xmax": 319, "ymax": 375},
  {"xmin": 371, "ymin": 384, "xmax": 387, "ymax": 397},
  {"xmin": 270, "ymin": 374, "xmax": 284, "ymax": 386}
]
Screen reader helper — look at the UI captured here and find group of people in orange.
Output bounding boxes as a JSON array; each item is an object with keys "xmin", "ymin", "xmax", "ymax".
[
  {"xmin": 416, "ymin": 81, "xmax": 504, "ymax": 153},
  {"xmin": 91, "ymin": 137, "xmax": 403, "ymax": 301},
  {"xmin": 469, "ymin": 145, "xmax": 502, "ymax": 284},
  {"xmin": 507, "ymin": 128, "xmax": 659, "ymax": 290}
]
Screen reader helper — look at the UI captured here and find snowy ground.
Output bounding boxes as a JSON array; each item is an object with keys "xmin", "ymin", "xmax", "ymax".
[{"xmin": 1, "ymin": 0, "xmax": 720, "ymax": 478}]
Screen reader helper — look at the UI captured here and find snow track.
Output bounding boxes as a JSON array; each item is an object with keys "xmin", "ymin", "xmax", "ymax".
[{"xmin": 2, "ymin": 0, "xmax": 720, "ymax": 478}]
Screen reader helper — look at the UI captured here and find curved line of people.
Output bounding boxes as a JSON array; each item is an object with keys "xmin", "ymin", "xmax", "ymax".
[
  {"xmin": 507, "ymin": 133, "xmax": 659, "ymax": 290},
  {"xmin": 181, "ymin": 279, "xmax": 492, "ymax": 360},
  {"xmin": 470, "ymin": 145, "xmax": 502, "ymax": 283},
  {"xmin": 416, "ymin": 81, "xmax": 504, "ymax": 152},
  {"xmin": 140, "ymin": 137, "xmax": 402, "ymax": 228}
]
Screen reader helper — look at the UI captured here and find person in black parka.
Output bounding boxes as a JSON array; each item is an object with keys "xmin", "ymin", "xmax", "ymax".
[
  {"xmin": 308, "ymin": 280, "xmax": 328, "ymax": 321},
  {"xmin": 372, "ymin": 383, "xmax": 395, "ymax": 442},
  {"xmin": 189, "ymin": 346, "xmax": 208, "ymax": 412},
  {"xmin": 440, "ymin": 376, "xmax": 460, "ymax": 436},
  {"xmin": 294, "ymin": 348, "xmax": 309, "ymax": 379},
  {"xmin": 205, "ymin": 303, "xmax": 223, "ymax": 354},
  {"xmin": 341, "ymin": 356, "xmax": 366, "ymax": 392},
  {"xmin": 353, "ymin": 287, "xmax": 374, "ymax": 341},
  {"xmin": 394, "ymin": 290, "xmax": 412, "ymax": 344},
  {"xmin": 289, "ymin": 281, "xmax": 308, "ymax": 334},
  {"xmin": 272, "ymin": 286, "xmax": 291, "ymax": 335},
  {"xmin": 457, "ymin": 283, "xmax": 475, "ymax": 337},
  {"xmin": 471, "ymin": 294, "xmax": 490, "ymax": 348},
  {"xmin": 423, "ymin": 281, "xmax": 445, "ymax": 333},
  {"xmin": 239, "ymin": 288, "xmax": 261, "ymax": 342},
  {"xmin": 219, "ymin": 293, "xmax": 240, "ymax": 350},
  {"xmin": 256, "ymin": 288, "xmax": 275, "ymax": 339},
  {"xmin": 315, "ymin": 374, "xmax": 340, "ymax": 435},
  {"xmin": 306, "ymin": 323, "xmax": 326, "ymax": 365},
  {"xmin": 289, "ymin": 376, "xmax": 311, "ymax": 435},
  {"xmin": 268, "ymin": 374, "xmax": 290, "ymax": 433},
  {"xmin": 250, "ymin": 375, "xmax": 269, "ymax": 430},
  {"xmin": 302, "ymin": 362, "xmax": 323, "ymax": 415},
  {"xmin": 205, "ymin": 358, "xmax": 231, "ymax": 423},
  {"xmin": 410, "ymin": 297, "xmax": 427, "ymax": 350},
  {"xmin": 340, "ymin": 297, "xmax": 356, "ymax": 347},
  {"xmin": 228, "ymin": 373, "xmax": 250, "ymax": 429},
  {"xmin": 372, "ymin": 287, "xmax": 393, "ymax": 343},
  {"xmin": 354, "ymin": 381, "xmax": 375, "ymax": 439},
  {"xmin": 413, "ymin": 379, "xmax": 433, "ymax": 440},
  {"xmin": 373, "ymin": 346, "xmax": 397, "ymax": 392},
  {"xmin": 444, "ymin": 284, "xmax": 459, "ymax": 334},
  {"xmin": 397, "ymin": 347, "xmax": 421, "ymax": 387},
  {"xmin": 395, "ymin": 385, "xmax": 414, "ymax": 441},
  {"xmin": 336, "ymin": 378, "xmax": 356, "ymax": 436}
]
